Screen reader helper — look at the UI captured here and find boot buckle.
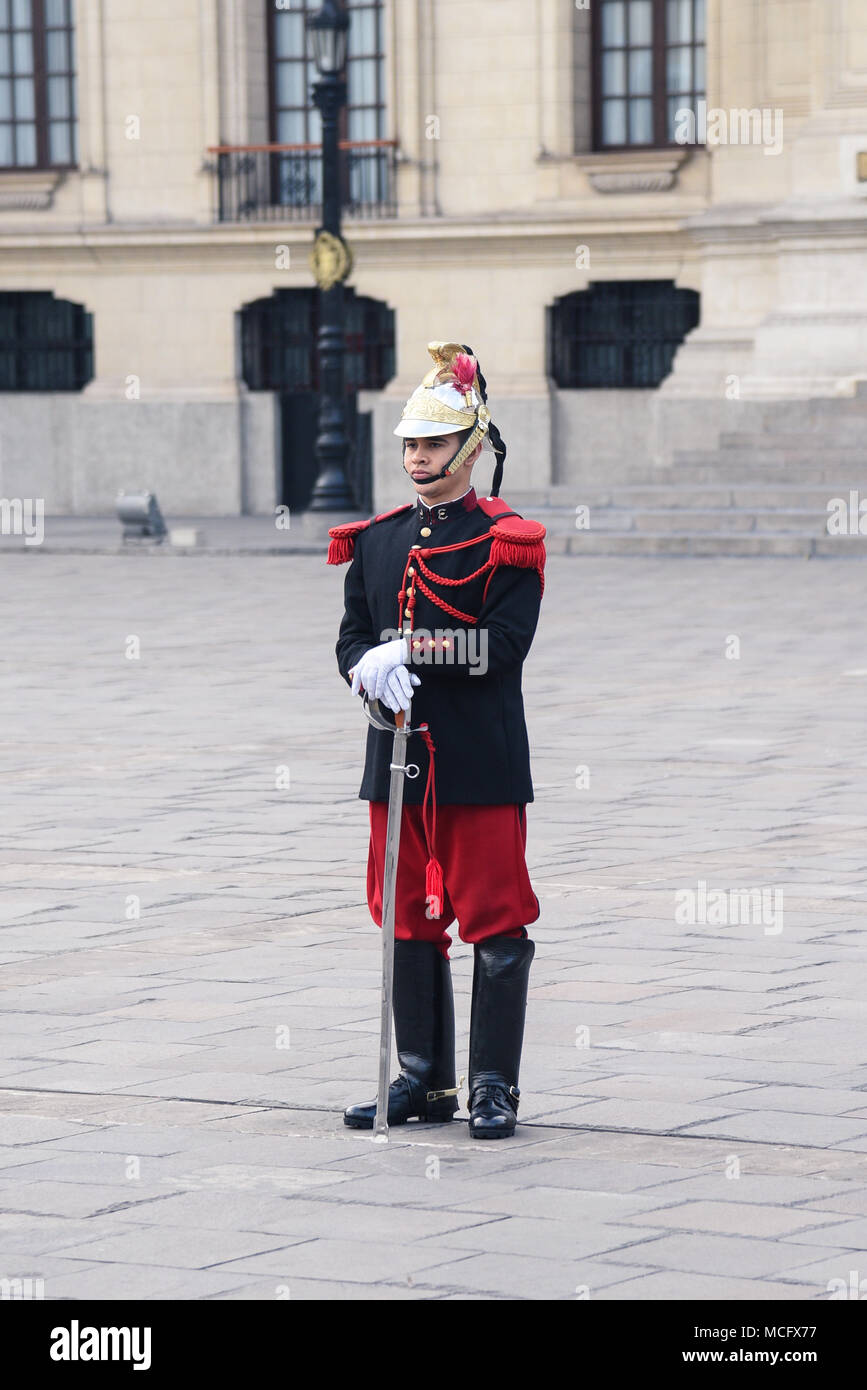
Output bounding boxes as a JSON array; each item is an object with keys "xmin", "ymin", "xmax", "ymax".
[{"xmin": 426, "ymin": 1074, "xmax": 464, "ymax": 1103}]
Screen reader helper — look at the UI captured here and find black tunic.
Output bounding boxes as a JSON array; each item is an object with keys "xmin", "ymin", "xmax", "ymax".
[{"xmin": 335, "ymin": 487, "xmax": 544, "ymax": 805}]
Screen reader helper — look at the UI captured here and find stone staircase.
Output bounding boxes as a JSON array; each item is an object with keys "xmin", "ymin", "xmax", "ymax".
[{"xmin": 509, "ymin": 406, "xmax": 867, "ymax": 555}]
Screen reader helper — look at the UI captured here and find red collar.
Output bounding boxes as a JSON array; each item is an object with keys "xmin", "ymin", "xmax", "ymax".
[{"xmin": 416, "ymin": 487, "xmax": 477, "ymax": 523}]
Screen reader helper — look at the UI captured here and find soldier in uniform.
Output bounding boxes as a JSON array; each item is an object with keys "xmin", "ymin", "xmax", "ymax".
[{"xmin": 327, "ymin": 342, "xmax": 546, "ymax": 1139}]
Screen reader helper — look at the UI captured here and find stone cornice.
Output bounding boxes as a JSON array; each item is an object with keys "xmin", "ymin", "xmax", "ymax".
[
  {"xmin": 683, "ymin": 197, "xmax": 867, "ymax": 244},
  {"xmin": 0, "ymin": 228, "xmax": 703, "ymax": 279},
  {"xmin": 0, "ymin": 205, "xmax": 709, "ymax": 256}
]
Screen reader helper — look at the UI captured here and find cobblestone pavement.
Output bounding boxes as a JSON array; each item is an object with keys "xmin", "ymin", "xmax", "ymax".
[{"xmin": 1, "ymin": 552, "xmax": 866, "ymax": 1301}]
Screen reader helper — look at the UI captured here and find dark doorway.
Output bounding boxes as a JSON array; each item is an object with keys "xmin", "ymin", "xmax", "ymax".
[
  {"xmin": 240, "ymin": 286, "xmax": 393, "ymax": 511},
  {"xmin": 278, "ymin": 391, "xmax": 372, "ymax": 513}
]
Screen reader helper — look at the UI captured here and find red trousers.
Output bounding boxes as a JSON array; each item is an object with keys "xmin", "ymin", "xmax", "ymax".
[{"xmin": 367, "ymin": 801, "xmax": 540, "ymax": 959}]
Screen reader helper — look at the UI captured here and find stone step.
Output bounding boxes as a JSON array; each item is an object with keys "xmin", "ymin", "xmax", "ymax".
[
  {"xmin": 672, "ymin": 448, "xmax": 865, "ymax": 467},
  {"xmin": 719, "ymin": 424, "xmax": 867, "ymax": 448},
  {"xmin": 545, "ymin": 531, "xmax": 867, "ymax": 557},
  {"xmin": 730, "ymin": 486, "xmax": 858, "ymax": 510},
  {"xmin": 537, "ymin": 510, "xmax": 844, "ymax": 538},
  {"xmin": 511, "ymin": 485, "xmax": 851, "ymax": 512},
  {"xmin": 718, "ymin": 449, "xmax": 867, "ymax": 467},
  {"xmin": 510, "ymin": 485, "xmax": 733, "ymax": 508},
  {"xmin": 667, "ymin": 461, "xmax": 860, "ymax": 484},
  {"xmin": 629, "ymin": 509, "xmax": 834, "ymax": 536}
]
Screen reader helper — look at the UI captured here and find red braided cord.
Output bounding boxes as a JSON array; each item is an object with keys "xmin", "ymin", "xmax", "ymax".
[
  {"xmin": 418, "ymin": 532, "xmax": 492, "ymax": 558},
  {"xmin": 415, "ymin": 553, "xmax": 492, "ymax": 588},
  {"xmin": 396, "ymin": 529, "xmax": 495, "ymax": 617},
  {"xmin": 412, "ymin": 571, "xmax": 478, "ymax": 624},
  {"xmin": 419, "ymin": 725, "xmax": 437, "ymax": 868}
]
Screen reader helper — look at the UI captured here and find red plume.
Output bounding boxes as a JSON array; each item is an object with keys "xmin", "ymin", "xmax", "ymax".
[{"xmin": 451, "ymin": 353, "xmax": 478, "ymax": 396}]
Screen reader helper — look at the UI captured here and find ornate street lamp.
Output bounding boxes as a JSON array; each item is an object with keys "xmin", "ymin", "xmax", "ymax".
[{"xmin": 307, "ymin": 0, "xmax": 355, "ymax": 511}]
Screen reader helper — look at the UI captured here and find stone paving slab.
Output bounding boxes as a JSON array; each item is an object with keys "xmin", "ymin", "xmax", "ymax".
[
  {"xmin": 679, "ymin": 1112, "xmax": 867, "ymax": 1147},
  {"xmin": 599, "ymin": 1271, "xmax": 825, "ymax": 1300},
  {"xmin": 211, "ymin": 1235, "xmax": 478, "ymax": 1283},
  {"xmin": 605, "ymin": 1233, "xmax": 851, "ymax": 1279},
  {"xmin": 613, "ymin": 1199, "xmax": 848, "ymax": 1239},
  {"xmin": 47, "ymin": 1226, "xmax": 309, "ymax": 1271},
  {"xmin": 42, "ymin": 1265, "xmax": 275, "ymax": 1301},
  {"xmin": 204, "ymin": 1276, "xmax": 429, "ymax": 1300},
  {"xmin": 390, "ymin": 1252, "xmax": 658, "ymax": 1300},
  {"xmin": 1, "ymin": 554, "xmax": 867, "ymax": 1299}
]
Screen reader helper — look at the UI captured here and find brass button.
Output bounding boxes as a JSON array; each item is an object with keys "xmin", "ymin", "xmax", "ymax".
[
  {"xmin": 411, "ymin": 543, "xmax": 422, "ymax": 549},
  {"xmin": 420, "ymin": 526, "xmax": 432, "ymax": 537}
]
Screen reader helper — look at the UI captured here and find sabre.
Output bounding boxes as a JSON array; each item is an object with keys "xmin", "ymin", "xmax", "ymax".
[{"xmin": 362, "ymin": 690, "xmax": 422, "ymax": 1141}]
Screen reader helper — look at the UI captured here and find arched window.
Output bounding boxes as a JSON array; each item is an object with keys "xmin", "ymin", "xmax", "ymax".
[
  {"xmin": 547, "ymin": 281, "xmax": 699, "ymax": 388},
  {"xmin": 240, "ymin": 286, "xmax": 394, "ymax": 392},
  {"xmin": 0, "ymin": 0, "xmax": 77, "ymax": 169},
  {"xmin": 0, "ymin": 290, "xmax": 92, "ymax": 389}
]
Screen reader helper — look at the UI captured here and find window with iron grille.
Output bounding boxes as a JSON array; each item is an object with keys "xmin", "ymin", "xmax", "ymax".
[
  {"xmin": 241, "ymin": 286, "xmax": 394, "ymax": 393},
  {"xmin": 0, "ymin": 290, "xmax": 92, "ymax": 389},
  {"xmin": 593, "ymin": 0, "xmax": 705, "ymax": 149},
  {"xmin": 0, "ymin": 0, "xmax": 76, "ymax": 170},
  {"xmin": 547, "ymin": 281, "xmax": 699, "ymax": 389},
  {"xmin": 267, "ymin": 0, "xmax": 385, "ymax": 208}
]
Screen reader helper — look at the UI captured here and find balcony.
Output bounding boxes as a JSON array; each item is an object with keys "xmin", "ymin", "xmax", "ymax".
[{"xmin": 208, "ymin": 140, "xmax": 399, "ymax": 223}]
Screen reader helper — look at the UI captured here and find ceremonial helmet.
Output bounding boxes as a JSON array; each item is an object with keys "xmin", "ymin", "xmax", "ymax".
[{"xmin": 393, "ymin": 341, "xmax": 507, "ymax": 496}]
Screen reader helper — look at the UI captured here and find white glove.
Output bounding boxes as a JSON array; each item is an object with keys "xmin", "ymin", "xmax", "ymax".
[{"xmin": 350, "ymin": 638, "xmax": 421, "ymax": 712}]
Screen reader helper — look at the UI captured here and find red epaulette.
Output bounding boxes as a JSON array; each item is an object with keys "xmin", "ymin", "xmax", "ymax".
[
  {"xmin": 476, "ymin": 496, "xmax": 546, "ymax": 594},
  {"xmin": 326, "ymin": 503, "xmax": 415, "ymax": 565}
]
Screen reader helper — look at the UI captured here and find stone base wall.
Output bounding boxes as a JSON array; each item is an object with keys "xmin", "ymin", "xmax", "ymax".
[{"xmin": 0, "ymin": 390, "xmax": 277, "ymax": 518}]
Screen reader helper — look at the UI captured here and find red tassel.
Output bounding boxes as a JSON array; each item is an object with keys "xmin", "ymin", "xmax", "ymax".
[
  {"xmin": 425, "ymin": 856, "xmax": 444, "ymax": 920},
  {"xmin": 488, "ymin": 520, "xmax": 547, "ymax": 595},
  {"xmin": 489, "ymin": 534, "xmax": 547, "ymax": 568},
  {"xmin": 327, "ymin": 533, "xmax": 353, "ymax": 564},
  {"xmin": 418, "ymin": 725, "xmax": 443, "ymax": 918},
  {"xmin": 326, "ymin": 520, "xmax": 369, "ymax": 565},
  {"xmin": 327, "ymin": 504, "xmax": 415, "ymax": 565}
]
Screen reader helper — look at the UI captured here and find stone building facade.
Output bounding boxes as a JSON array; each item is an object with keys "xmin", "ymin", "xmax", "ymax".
[{"xmin": 0, "ymin": 0, "xmax": 864, "ymax": 516}]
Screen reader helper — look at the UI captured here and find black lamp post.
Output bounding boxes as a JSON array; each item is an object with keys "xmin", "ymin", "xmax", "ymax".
[{"xmin": 307, "ymin": 0, "xmax": 355, "ymax": 511}]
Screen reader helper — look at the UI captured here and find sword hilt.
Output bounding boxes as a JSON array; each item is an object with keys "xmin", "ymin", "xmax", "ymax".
[
  {"xmin": 362, "ymin": 695, "xmax": 421, "ymax": 779},
  {"xmin": 362, "ymin": 692, "xmax": 425, "ymax": 735}
]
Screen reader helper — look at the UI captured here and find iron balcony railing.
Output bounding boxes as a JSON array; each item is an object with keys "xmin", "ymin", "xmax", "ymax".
[{"xmin": 208, "ymin": 139, "xmax": 399, "ymax": 223}]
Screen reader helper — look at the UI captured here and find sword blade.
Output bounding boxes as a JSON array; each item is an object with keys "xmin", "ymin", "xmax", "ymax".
[{"xmin": 373, "ymin": 704, "xmax": 410, "ymax": 1140}]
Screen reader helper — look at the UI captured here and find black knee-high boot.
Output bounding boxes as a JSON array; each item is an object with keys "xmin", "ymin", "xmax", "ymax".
[
  {"xmin": 343, "ymin": 940, "xmax": 459, "ymax": 1128},
  {"xmin": 467, "ymin": 934, "xmax": 535, "ymax": 1139}
]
